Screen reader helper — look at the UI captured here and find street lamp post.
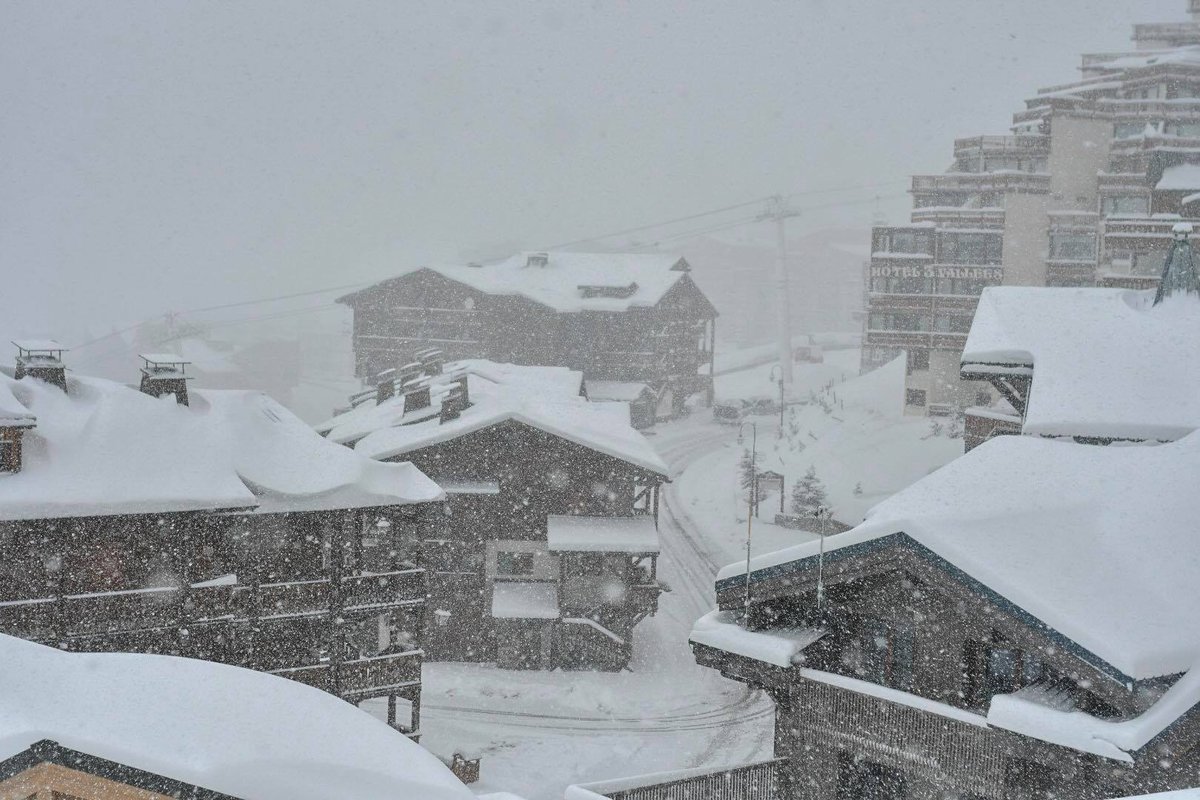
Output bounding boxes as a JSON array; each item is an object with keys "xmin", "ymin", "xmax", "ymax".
[
  {"xmin": 769, "ymin": 364, "xmax": 785, "ymax": 437},
  {"xmin": 737, "ymin": 421, "xmax": 758, "ymax": 619}
]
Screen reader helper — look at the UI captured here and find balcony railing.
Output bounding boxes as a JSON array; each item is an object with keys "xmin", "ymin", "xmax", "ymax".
[
  {"xmin": 339, "ymin": 650, "xmax": 423, "ymax": 700},
  {"xmin": 0, "ymin": 570, "xmax": 423, "ymax": 645},
  {"xmin": 911, "ymin": 172, "xmax": 1049, "ymax": 195},
  {"xmin": 566, "ymin": 759, "xmax": 784, "ymax": 800}
]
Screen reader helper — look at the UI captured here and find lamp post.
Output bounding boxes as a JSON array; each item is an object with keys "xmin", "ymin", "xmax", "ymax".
[
  {"xmin": 814, "ymin": 505, "xmax": 830, "ymax": 611},
  {"xmin": 769, "ymin": 364, "xmax": 785, "ymax": 437},
  {"xmin": 737, "ymin": 421, "xmax": 758, "ymax": 619}
]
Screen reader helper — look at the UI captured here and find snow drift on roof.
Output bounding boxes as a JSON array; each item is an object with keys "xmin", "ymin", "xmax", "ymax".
[
  {"xmin": 1157, "ymin": 163, "xmax": 1200, "ymax": 191},
  {"xmin": 0, "ymin": 373, "xmax": 442, "ymax": 521},
  {"xmin": 722, "ymin": 432, "xmax": 1200, "ymax": 682},
  {"xmin": 962, "ymin": 287, "xmax": 1200, "ymax": 440},
  {"xmin": 547, "ymin": 515, "xmax": 660, "ymax": 554},
  {"xmin": 585, "ymin": 381, "xmax": 652, "ymax": 402},
  {"xmin": 323, "ymin": 360, "xmax": 668, "ymax": 476},
  {"xmin": 346, "ymin": 251, "xmax": 691, "ymax": 313},
  {"xmin": 0, "ymin": 634, "xmax": 472, "ymax": 800},
  {"xmin": 491, "ymin": 582, "xmax": 560, "ymax": 619}
]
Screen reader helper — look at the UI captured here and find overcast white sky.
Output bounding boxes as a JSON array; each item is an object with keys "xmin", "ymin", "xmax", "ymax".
[{"xmin": 0, "ymin": 0, "xmax": 1180, "ymax": 345}]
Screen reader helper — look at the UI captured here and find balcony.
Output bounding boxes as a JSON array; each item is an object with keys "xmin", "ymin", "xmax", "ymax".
[
  {"xmin": 912, "ymin": 172, "xmax": 1049, "ymax": 196},
  {"xmin": 566, "ymin": 758, "xmax": 784, "ymax": 800},
  {"xmin": 964, "ymin": 408, "xmax": 1023, "ymax": 452},
  {"xmin": 952, "ymin": 135, "xmax": 1049, "ymax": 157},
  {"xmin": 909, "ymin": 207, "xmax": 1004, "ymax": 228},
  {"xmin": 0, "ymin": 569, "xmax": 425, "ymax": 692}
]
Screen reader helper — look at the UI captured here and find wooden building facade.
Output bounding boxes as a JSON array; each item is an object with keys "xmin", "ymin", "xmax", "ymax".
[{"xmin": 337, "ymin": 252, "xmax": 718, "ymax": 412}]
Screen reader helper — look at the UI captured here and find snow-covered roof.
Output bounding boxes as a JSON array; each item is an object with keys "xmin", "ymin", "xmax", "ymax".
[
  {"xmin": 440, "ymin": 480, "xmax": 501, "ymax": 495},
  {"xmin": 0, "ymin": 379, "xmax": 36, "ymax": 428},
  {"xmin": 1158, "ymin": 163, "xmax": 1200, "ymax": 191},
  {"xmin": 962, "ymin": 287, "xmax": 1200, "ymax": 441},
  {"xmin": 723, "ymin": 432, "xmax": 1200, "ymax": 682},
  {"xmin": 0, "ymin": 372, "xmax": 443, "ymax": 521},
  {"xmin": 546, "ymin": 515, "xmax": 660, "ymax": 554},
  {"xmin": 12, "ymin": 339, "xmax": 64, "ymax": 353},
  {"xmin": 491, "ymin": 582, "xmax": 560, "ymax": 620},
  {"xmin": 689, "ymin": 609, "xmax": 823, "ymax": 668},
  {"xmin": 585, "ymin": 381, "xmax": 652, "ymax": 402},
  {"xmin": 320, "ymin": 360, "xmax": 668, "ymax": 477},
  {"xmin": 0, "ymin": 634, "xmax": 472, "ymax": 800},
  {"xmin": 139, "ymin": 352, "xmax": 192, "ymax": 365},
  {"xmin": 345, "ymin": 251, "xmax": 694, "ymax": 314}
]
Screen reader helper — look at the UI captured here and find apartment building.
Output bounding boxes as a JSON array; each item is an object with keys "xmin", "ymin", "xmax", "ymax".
[{"xmin": 864, "ymin": 0, "xmax": 1200, "ymax": 415}]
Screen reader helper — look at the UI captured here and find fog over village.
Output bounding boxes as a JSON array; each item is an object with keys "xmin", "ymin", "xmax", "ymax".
[{"xmin": 2, "ymin": 2, "xmax": 1199, "ymax": 800}]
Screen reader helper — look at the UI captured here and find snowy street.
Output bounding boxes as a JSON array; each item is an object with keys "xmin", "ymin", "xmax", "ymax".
[{"xmin": 367, "ymin": 416, "xmax": 772, "ymax": 799}]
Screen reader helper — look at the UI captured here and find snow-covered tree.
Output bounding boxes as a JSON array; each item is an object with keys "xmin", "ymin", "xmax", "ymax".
[
  {"xmin": 791, "ymin": 466, "xmax": 828, "ymax": 516},
  {"xmin": 739, "ymin": 449, "xmax": 767, "ymax": 503}
]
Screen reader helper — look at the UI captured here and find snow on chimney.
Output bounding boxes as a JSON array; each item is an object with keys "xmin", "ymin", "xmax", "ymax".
[
  {"xmin": 526, "ymin": 252, "xmax": 549, "ymax": 268},
  {"xmin": 374, "ymin": 367, "xmax": 398, "ymax": 404},
  {"xmin": 14, "ymin": 340, "xmax": 68, "ymax": 392},
  {"xmin": 402, "ymin": 376, "xmax": 432, "ymax": 414},
  {"xmin": 138, "ymin": 354, "xmax": 192, "ymax": 406},
  {"xmin": 439, "ymin": 386, "xmax": 465, "ymax": 424},
  {"xmin": 415, "ymin": 348, "xmax": 443, "ymax": 376}
]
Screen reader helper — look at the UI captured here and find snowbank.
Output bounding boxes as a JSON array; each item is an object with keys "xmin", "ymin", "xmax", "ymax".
[
  {"xmin": 0, "ymin": 634, "xmax": 472, "ymax": 800},
  {"xmin": 689, "ymin": 609, "xmax": 823, "ymax": 668},
  {"xmin": 962, "ymin": 287, "xmax": 1200, "ymax": 441}
]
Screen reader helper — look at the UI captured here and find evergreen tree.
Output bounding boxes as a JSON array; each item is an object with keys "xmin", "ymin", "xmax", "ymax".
[
  {"xmin": 739, "ymin": 449, "xmax": 767, "ymax": 503},
  {"xmin": 791, "ymin": 466, "xmax": 829, "ymax": 516}
]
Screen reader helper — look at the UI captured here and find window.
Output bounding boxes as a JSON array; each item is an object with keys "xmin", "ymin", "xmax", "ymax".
[
  {"xmin": 906, "ymin": 389, "xmax": 927, "ymax": 408},
  {"xmin": 1102, "ymin": 195, "xmax": 1149, "ymax": 215},
  {"xmin": 937, "ymin": 232, "xmax": 1002, "ymax": 265},
  {"xmin": 905, "ymin": 349, "xmax": 929, "ymax": 374},
  {"xmin": 1164, "ymin": 121, "xmax": 1200, "ymax": 138},
  {"xmin": 868, "ymin": 313, "xmax": 931, "ymax": 332},
  {"xmin": 1132, "ymin": 250, "xmax": 1168, "ymax": 276},
  {"xmin": 933, "ymin": 315, "xmax": 974, "ymax": 334},
  {"xmin": 1049, "ymin": 233, "xmax": 1096, "ymax": 261},
  {"xmin": 496, "ymin": 551, "xmax": 534, "ymax": 576},
  {"xmin": 858, "ymin": 620, "xmax": 915, "ymax": 690},
  {"xmin": 873, "ymin": 229, "xmax": 932, "ymax": 255},
  {"xmin": 869, "ymin": 274, "xmax": 933, "ymax": 294},
  {"xmin": 935, "ymin": 276, "xmax": 996, "ymax": 295},
  {"xmin": 1113, "ymin": 121, "xmax": 1152, "ymax": 139}
]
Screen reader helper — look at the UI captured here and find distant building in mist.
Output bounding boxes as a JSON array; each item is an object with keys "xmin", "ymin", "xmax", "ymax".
[
  {"xmin": 337, "ymin": 251, "xmax": 717, "ymax": 414},
  {"xmin": 864, "ymin": 0, "xmax": 1200, "ymax": 416}
]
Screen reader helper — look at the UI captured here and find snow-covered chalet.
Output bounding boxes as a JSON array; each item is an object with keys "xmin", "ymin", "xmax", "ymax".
[
  {"xmin": 316, "ymin": 354, "xmax": 670, "ymax": 670},
  {"xmin": 0, "ymin": 343, "xmax": 444, "ymax": 738},
  {"xmin": 336, "ymin": 251, "xmax": 718, "ymax": 417}
]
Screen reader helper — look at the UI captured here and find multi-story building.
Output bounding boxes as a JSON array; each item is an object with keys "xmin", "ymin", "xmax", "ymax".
[
  {"xmin": 337, "ymin": 251, "xmax": 718, "ymax": 415},
  {"xmin": 0, "ymin": 344, "xmax": 444, "ymax": 739},
  {"xmin": 315, "ymin": 355, "xmax": 669, "ymax": 671},
  {"xmin": 864, "ymin": 1, "xmax": 1200, "ymax": 415}
]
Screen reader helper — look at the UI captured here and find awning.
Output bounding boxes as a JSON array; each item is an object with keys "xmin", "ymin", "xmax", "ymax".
[
  {"xmin": 491, "ymin": 582, "xmax": 560, "ymax": 620},
  {"xmin": 546, "ymin": 515, "xmax": 660, "ymax": 555}
]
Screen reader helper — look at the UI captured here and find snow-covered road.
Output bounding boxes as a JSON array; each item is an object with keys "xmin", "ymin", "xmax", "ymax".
[{"xmin": 360, "ymin": 413, "xmax": 773, "ymax": 800}]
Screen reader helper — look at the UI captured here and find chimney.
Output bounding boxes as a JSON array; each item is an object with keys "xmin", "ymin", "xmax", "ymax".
[
  {"xmin": 454, "ymin": 371, "xmax": 469, "ymax": 407},
  {"xmin": 139, "ymin": 354, "xmax": 192, "ymax": 406},
  {"xmin": 375, "ymin": 367, "xmax": 398, "ymax": 404},
  {"xmin": 13, "ymin": 340, "xmax": 68, "ymax": 392},
  {"xmin": 402, "ymin": 377, "xmax": 432, "ymax": 414},
  {"xmin": 439, "ymin": 387, "xmax": 465, "ymax": 424},
  {"xmin": 526, "ymin": 252, "xmax": 549, "ymax": 268},
  {"xmin": 416, "ymin": 348, "xmax": 443, "ymax": 376}
]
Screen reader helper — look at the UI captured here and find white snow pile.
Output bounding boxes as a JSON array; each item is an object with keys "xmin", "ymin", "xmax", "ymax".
[
  {"xmin": 0, "ymin": 634, "xmax": 473, "ymax": 800},
  {"xmin": 1157, "ymin": 163, "xmax": 1200, "ymax": 191},
  {"xmin": 962, "ymin": 287, "xmax": 1200, "ymax": 441},
  {"xmin": 689, "ymin": 609, "xmax": 824, "ymax": 668},
  {"xmin": 0, "ymin": 372, "xmax": 443, "ymax": 520},
  {"xmin": 347, "ymin": 251, "xmax": 694, "ymax": 313},
  {"xmin": 319, "ymin": 360, "xmax": 669, "ymax": 476},
  {"xmin": 547, "ymin": 515, "xmax": 660, "ymax": 554},
  {"xmin": 491, "ymin": 581, "xmax": 560, "ymax": 620}
]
